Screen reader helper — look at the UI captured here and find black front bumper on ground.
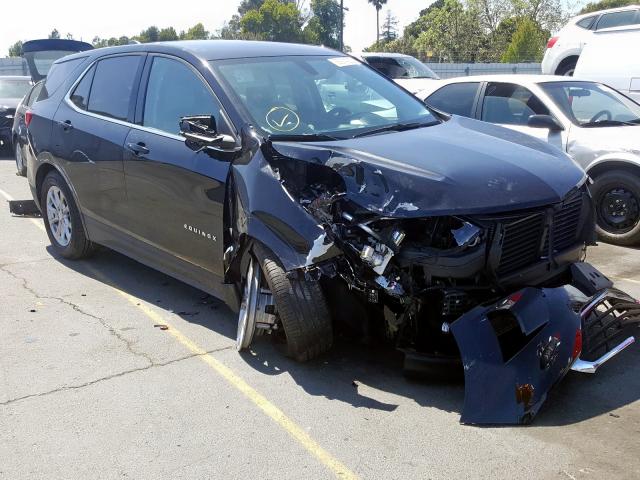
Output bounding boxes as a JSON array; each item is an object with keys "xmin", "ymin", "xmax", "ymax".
[{"xmin": 438, "ymin": 262, "xmax": 639, "ymax": 425}]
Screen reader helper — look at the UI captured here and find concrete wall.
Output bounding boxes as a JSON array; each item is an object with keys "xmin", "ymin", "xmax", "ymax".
[
  {"xmin": 0, "ymin": 58, "xmax": 29, "ymax": 76},
  {"xmin": 426, "ymin": 62, "xmax": 542, "ymax": 79}
]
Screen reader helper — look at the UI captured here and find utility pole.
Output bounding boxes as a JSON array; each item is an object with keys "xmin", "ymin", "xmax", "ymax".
[{"xmin": 340, "ymin": 0, "xmax": 349, "ymax": 52}]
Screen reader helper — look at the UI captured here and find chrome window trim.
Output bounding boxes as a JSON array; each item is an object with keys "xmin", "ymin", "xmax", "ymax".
[{"xmin": 63, "ymin": 52, "xmax": 239, "ymax": 146}]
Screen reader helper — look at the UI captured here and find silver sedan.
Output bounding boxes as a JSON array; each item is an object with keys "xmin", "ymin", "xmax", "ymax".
[{"xmin": 418, "ymin": 75, "xmax": 640, "ymax": 245}]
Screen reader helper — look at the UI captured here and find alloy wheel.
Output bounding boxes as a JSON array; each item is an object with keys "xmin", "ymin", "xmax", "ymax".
[{"xmin": 46, "ymin": 186, "xmax": 72, "ymax": 247}]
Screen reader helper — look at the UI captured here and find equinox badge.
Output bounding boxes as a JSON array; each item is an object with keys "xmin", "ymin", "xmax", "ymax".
[{"xmin": 184, "ymin": 224, "xmax": 216, "ymax": 242}]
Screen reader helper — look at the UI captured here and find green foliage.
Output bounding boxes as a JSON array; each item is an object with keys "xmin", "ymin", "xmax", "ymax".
[
  {"xmin": 8, "ymin": 41, "xmax": 23, "ymax": 57},
  {"xmin": 137, "ymin": 26, "xmax": 159, "ymax": 43},
  {"xmin": 580, "ymin": 0, "xmax": 636, "ymax": 14},
  {"xmin": 180, "ymin": 23, "xmax": 210, "ymax": 40},
  {"xmin": 158, "ymin": 27, "xmax": 179, "ymax": 41},
  {"xmin": 49, "ymin": 29, "xmax": 60, "ymax": 39},
  {"xmin": 304, "ymin": 0, "xmax": 342, "ymax": 49},
  {"xmin": 240, "ymin": 0, "xmax": 304, "ymax": 42},
  {"xmin": 501, "ymin": 18, "xmax": 547, "ymax": 62}
]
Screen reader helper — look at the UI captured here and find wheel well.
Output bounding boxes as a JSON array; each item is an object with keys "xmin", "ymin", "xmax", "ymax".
[
  {"xmin": 555, "ymin": 55, "xmax": 579, "ymax": 74},
  {"xmin": 35, "ymin": 163, "xmax": 56, "ymax": 202},
  {"xmin": 588, "ymin": 161, "xmax": 640, "ymax": 181}
]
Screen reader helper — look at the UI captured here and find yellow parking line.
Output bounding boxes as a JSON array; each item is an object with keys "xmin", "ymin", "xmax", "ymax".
[
  {"xmin": 0, "ymin": 187, "xmax": 46, "ymax": 233},
  {"xmin": 86, "ymin": 266, "xmax": 358, "ymax": 480}
]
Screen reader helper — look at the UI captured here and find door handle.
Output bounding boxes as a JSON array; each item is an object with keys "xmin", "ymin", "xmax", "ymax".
[
  {"xmin": 57, "ymin": 120, "xmax": 73, "ymax": 131},
  {"xmin": 126, "ymin": 142, "xmax": 150, "ymax": 156}
]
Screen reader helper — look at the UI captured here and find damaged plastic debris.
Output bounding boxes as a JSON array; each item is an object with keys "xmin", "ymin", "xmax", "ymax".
[{"xmin": 8, "ymin": 200, "xmax": 41, "ymax": 217}]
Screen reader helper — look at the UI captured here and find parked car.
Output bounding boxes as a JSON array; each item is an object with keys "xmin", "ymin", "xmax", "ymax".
[
  {"xmin": 0, "ymin": 76, "xmax": 32, "ymax": 153},
  {"xmin": 354, "ymin": 52, "xmax": 439, "ymax": 93},
  {"xmin": 11, "ymin": 81, "xmax": 43, "ymax": 175},
  {"xmin": 24, "ymin": 41, "xmax": 639, "ymax": 424},
  {"xmin": 419, "ymin": 75, "xmax": 640, "ymax": 245},
  {"xmin": 574, "ymin": 26, "xmax": 640, "ymax": 103},
  {"xmin": 542, "ymin": 5, "xmax": 640, "ymax": 76}
]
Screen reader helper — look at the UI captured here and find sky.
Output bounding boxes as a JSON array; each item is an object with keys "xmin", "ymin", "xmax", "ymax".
[{"xmin": 0, "ymin": 0, "xmax": 429, "ymax": 57}]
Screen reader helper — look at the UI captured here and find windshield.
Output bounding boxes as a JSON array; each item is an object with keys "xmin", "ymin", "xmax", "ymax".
[
  {"xmin": 0, "ymin": 78, "xmax": 31, "ymax": 99},
  {"xmin": 212, "ymin": 55, "xmax": 437, "ymax": 139},
  {"xmin": 541, "ymin": 81, "xmax": 640, "ymax": 127},
  {"xmin": 366, "ymin": 55, "xmax": 439, "ymax": 80}
]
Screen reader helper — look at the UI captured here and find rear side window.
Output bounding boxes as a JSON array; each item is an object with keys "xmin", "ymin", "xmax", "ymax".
[
  {"xmin": 70, "ymin": 65, "xmax": 95, "ymax": 110},
  {"xmin": 87, "ymin": 56, "xmax": 141, "ymax": 121},
  {"xmin": 142, "ymin": 56, "xmax": 230, "ymax": 135},
  {"xmin": 576, "ymin": 16, "xmax": 596, "ymax": 29},
  {"xmin": 25, "ymin": 82, "xmax": 44, "ymax": 107},
  {"xmin": 426, "ymin": 82, "xmax": 480, "ymax": 117},
  {"xmin": 39, "ymin": 57, "xmax": 85, "ymax": 100},
  {"xmin": 596, "ymin": 10, "xmax": 638, "ymax": 30}
]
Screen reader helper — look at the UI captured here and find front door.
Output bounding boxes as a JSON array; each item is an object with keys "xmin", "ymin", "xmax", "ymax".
[
  {"xmin": 479, "ymin": 82, "xmax": 565, "ymax": 151},
  {"xmin": 122, "ymin": 55, "xmax": 238, "ymax": 278}
]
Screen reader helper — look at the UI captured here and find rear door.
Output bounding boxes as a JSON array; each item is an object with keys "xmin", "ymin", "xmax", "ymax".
[
  {"xmin": 479, "ymin": 82, "xmax": 565, "ymax": 150},
  {"xmin": 53, "ymin": 54, "xmax": 145, "ymax": 230},
  {"xmin": 122, "ymin": 54, "xmax": 238, "ymax": 278}
]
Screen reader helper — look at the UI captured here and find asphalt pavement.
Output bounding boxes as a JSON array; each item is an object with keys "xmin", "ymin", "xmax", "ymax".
[{"xmin": 0, "ymin": 153, "xmax": 638, "ymax": 480}]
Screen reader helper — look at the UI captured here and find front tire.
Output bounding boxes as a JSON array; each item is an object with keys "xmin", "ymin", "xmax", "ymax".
[
  {"xmin": 41, "ymin": 170, "xmax": 95, "ymax": 259},
  {"xmin": 236, "ymin": 243, "xmax": 333, "ymax": 361},
  {"xmin": 15, "ymin": 142, "xmax": 26, "ymax": 176},
  {"xmin": 591, "ymin": 171, "xmax": 640, "ymax": 246}
]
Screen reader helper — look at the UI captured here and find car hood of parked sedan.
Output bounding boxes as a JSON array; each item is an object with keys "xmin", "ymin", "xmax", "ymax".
[
  {"xmin": 271, "ymin": 115, "xmax": 586, "ymax": 218},
  {"xmin": 0, "ymin": 97, "xmax": 21, "ymax": 109},
  {"xmin": 394, "ymin": 78, "xmax": 439, "ymax": 94}
]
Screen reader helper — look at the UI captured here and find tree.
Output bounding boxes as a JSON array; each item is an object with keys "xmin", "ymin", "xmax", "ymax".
[
  {"xmin": 241, "ymin": 0, "xmax": 304, "ymax": 42},
  {"xmin": 137, "ymin": 26, "xmax": 160, "ymax": 43},
  {"xmin": 158, "ymin": 27, "xmax": 179, "ymax": 41},
  {"xmin": 510, "ymin": 0, "xmax": 566, "ymax": 32},
  {"xmin": 580, "ymin": 0, "xmax": 636, "ymax": 13},
  {"xmin": 49, "ymin": 29, "xmax": 60, "ymax": 39},
  {"xmin": 8, "ymin": 41, "xmax": 23, "ymax": 57},
  {"xmin": 468, "ymin": 0, "xmax": 512, "ymax": 34},
  {"xmin": 501, "ymin": 18, "xmax": 547, "ymax": 62},
  {"xmin": 367, "ymin": 0, "xmax": 388, "ymax": 44},
  {"xmin": 381, "ymin": 9, "xmax": 399, "ymax": 42},
  {"xmin": 304, "ymin": 0, "xmax": 342, "ymax": 48},
  {"xmin": 181, "ymin": 23, "xmax": 210, "ymax": 40}
]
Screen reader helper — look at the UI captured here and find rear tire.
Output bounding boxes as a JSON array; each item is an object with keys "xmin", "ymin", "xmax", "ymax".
[
  {"xmin": 555, "ymin": 59, "xmax": 577, "ymax": 76},
  {"xmin": 41, "ymin": 170, "xmax": 95, "ymax": 259},
  {"xmin": 15, "ymin": 142, "xmax": 26, "ymax": 176},
  {"xmin": 253, "ymin": 243, "xmax": 333, "ymax": 362},
  {"xmin": 590, "ymin": 170, "xmax": 640, "ymax": 246}
]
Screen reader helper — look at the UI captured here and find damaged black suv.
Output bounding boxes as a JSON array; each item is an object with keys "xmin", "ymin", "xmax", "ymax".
[{"xmin": 24, "ymin": 41, "xmax": 639, "ymax": 424}]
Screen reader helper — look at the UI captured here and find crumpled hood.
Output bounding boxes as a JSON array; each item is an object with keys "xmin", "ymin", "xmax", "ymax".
[{"xmin": 272, "ymin": 116, "xmax": 586, "ymax": 217}]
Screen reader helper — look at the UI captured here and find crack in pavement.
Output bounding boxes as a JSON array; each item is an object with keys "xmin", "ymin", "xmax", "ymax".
[
  {"xmin": 1, "ymin": 264, "xmax": 156, "ymax": 367},
  {"xmin": 0, "ymin": 346, "xmax": 234, "ymax": 406}
]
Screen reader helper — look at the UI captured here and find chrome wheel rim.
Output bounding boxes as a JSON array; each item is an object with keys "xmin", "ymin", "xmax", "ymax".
[
  {"xmin": 236, "ymin": 257, "xmax": 260, "ymax": 351},
  {"xmin": 15, "ymin": 144, "xmax": 23, "ymax": 172},
  {"xmin": 46, "ymin": 186, "xmax": 72, "ymax": 247}
]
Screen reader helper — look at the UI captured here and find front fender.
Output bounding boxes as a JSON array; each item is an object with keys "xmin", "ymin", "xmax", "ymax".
[{"xmin": 229, "ymin": 146, "xmax": 340, "ymax": 272}]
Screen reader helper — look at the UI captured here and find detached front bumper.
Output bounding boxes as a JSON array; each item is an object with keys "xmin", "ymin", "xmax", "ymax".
[{"xmin": 449, "ymin": 263, "xmax": 640, "ymax": 425}]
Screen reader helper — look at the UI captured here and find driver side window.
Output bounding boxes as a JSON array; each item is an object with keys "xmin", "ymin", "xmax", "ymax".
[
  {"xmin": 481, "ymin": 82, "xmax": 549, "ymax": 125},
  {"xmin": 143, "ymin": 56, "xmax": 230, "ymax": 136}
]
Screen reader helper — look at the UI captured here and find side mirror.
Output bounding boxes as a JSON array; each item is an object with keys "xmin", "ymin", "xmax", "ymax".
[
  {"xmin": 179, "ymin": 115, "xmax": 237, "ymax": 151},
  {"xmin": 527, "ymin": 114, "xmax": 564, "ymax": 131}
]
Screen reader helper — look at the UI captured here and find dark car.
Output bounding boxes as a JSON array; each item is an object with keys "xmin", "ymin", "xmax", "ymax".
[
  {"xmin": 11, "ymin": 80, "xmax": 43, "ymax": 175},
  {"xmin": 24, "ymin": 40, "xmax": 639, "ymax": 424},
  {"xmin": 0, "ymin": 76, "xmax": 32, "ymax": 153}
]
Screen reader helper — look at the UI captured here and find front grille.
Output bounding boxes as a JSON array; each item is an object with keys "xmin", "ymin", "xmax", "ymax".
[{"xmin": 495, "ymin": 190, "xmax": 587, "ymax": 276}]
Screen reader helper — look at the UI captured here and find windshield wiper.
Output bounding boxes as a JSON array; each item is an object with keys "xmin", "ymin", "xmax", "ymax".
[
  {"xmin": 581, "ymin": 119, "xmax": 637, "ymax": 127},
  {"xmin": 268, "ymin": 133, "xmax": 343, "ymax": 142},
  {"xmin": 352, "ymin": 120, "xmax": 440, "ymax": 138}
]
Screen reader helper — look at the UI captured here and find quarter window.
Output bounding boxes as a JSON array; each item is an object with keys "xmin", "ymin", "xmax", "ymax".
[
  {"xmin": 426, "ymin": 83, "xmax": 480, "ymax": 118},
  {"xmin": 576, "ymin": 16, "xmax": 596, "ymax": 29},
  {"xmin": 70, "ymin": 65, "xmax": 95, "ymax": 110},
  {"xmin": 596, "ymin": 10, "xmax": 638, "ymax": 30},
  {"xmin": 481, "ymin": 83, "xmax": 549, "ymax": 125},
  {"xmin": 87, "ymin": 56, "xmax": 141, "ymax": 121},
  {"xmin": 143, "ymin": 56, "xmax": 228, "ymax": 135},
  {"xmin": 39, "ymin": 57, "xmax": 85, "ymax": 101}
]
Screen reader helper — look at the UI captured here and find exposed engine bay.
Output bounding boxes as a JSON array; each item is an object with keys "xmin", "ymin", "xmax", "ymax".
[{"xmin": 228, "ymin": 123, "xmax": 640, "ymax": 425}]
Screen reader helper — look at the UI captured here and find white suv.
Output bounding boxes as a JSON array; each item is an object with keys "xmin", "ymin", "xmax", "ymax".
[{"xmin": 542, "ymin": 5, "xmax": 640, "ymax": 76}]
